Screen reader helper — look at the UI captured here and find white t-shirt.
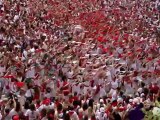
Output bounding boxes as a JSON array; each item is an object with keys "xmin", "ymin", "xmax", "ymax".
[
  {"xmin": 26, "ymin": 67, "xmax": 35, "ymax": 78},
  {"xmin": 25, "ymin": 89, "xmax": 34, "ymax": 97},
  {"xmin": 96, "ymin": 110, "xmax": 108, "ymax": 120},
  {"xmin": 100, "ymin": 87, "xmax": 106, "ymax": 98},
  {"xmin": 72, "ymin": 84, "xmax": 81, "ymax": 95},
  {"xmin": 111, "ymin": 80, "xmax": 118, "ymax": 89},
  {"xmin": 25, "ymin": 110, "xmax": 39, "ymax": 120},
  {"xmin": 38, "ymin": 103, "xmax": 54, "ymax": 112},
  {"xmin": 23, "ymin": 50, "xmax": 28, "ymax": 59},
  {"xmin": 8, "ymin": 109, "xmax": 18, "ymax": 120},
  {"xmin": 44, "ymin": 93, "xmax": 52, "ymax": 99},
  {"xmin": 70, "ymin": 111, "xmax": 79, "ymax": 120}
]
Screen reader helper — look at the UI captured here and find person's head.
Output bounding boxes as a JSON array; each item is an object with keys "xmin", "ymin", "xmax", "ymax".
[
  {"xmin": 88, "ymin": 99, "xmax": 94, "ymax": 108},
  {"xmin": 34, "ymin": 85, "xmax": 40, "ymax": 93},
  {"xmin": 24, "ymin": 101, "xmax": 30, "ymax": 109},
  {"xmin": 36, "ymin": 100, "xmax": 41, "ymax": 105},
  {"xmin": 62, "ymin": 75, "xmax": 67, "ymax": 82},
  {"xmin": 4, "ymin": 108, "xmax": 10, "ymax": 115},
  {"xmin": 47, "ymin": 109, "xmax": 55, "ymax": 120},
  {"xmin": 83, "ymin": 102, "xmax": 88, "ymax": 111},
  {"xmin": 91, "ymin": 114, "xmax": 96, "ymax": 120},
  {"xmin": 46, "ymin": 87, "xmax": 51, "ymax": 93},
  {"xmin": 141, "ymin": 82, "xmax": 145, "ymax": 88},
  {"xmin": 83, "ymin": 115, "xmax": 88, "ymax": 120},
  {"xmin": 64, "ymin": 113, "xmax": 70, "ymax": 120},
  {"xmin": 57, "ymin": 103, "xmax": 63, "ymax": 112},
  {"xmin": 74, "ymin": 92, "xmax": 77, "ymax": 96},
  {"xmin": 15, "ymin": 102, "xmax": 21, "ymax": 112},
  {"xmin": 30, "ymin": 104, "xmax": 36, "ymax": 111},
  {"xmin": 138, "ymin": 103, "xmax": 144, "ymax": 109},
  {"xmin": 41, "ymin": 108, "xmax": 47, "ymax": 118},
  {"xmin": 68, "ymin": 106, "xmax": 74, "ymax": 111},
  {"xmin": 73, "ymin": 100, "xmax": 78, "ymax": 107}
]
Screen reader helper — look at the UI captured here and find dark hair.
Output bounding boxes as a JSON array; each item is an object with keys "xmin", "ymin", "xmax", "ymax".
[
  {"xmin": 41, "ymin": 108, "xmax": 47, "ymax": 118},
  {"xmin": 19, "ymin": 111, "xmax": 26, "ymax": 120},
  {"xmin": 46, "ymin": 87, "xmax": 51, "ymax": 93},
  {"xmin": 64, "ymin": 113, "xmax": 70, "ymax": 120},
  {"xmin": 62, "ymin": 75, "xmax": 67, "ymax": 81},
  {"xmin": 34, "ymin": 85, "xmax": 40, "ymax": 94},
  {"xmin": 15, "ymin": 102, "xmax": 21, "ymax": 112},
  {"xmin": 36, "ymin": 100, "xmax": 41, "ymax": 105},
  {"xmin": 83, "ymin": 115, "xmax": 88, "ymax": 120},
  {"xmin": 5, "ymin": 108, "xmax": 10, "ymax": 114},
  {"xmin": 83, "ymin": 102, "xmax": 88, "ymax": 111},
  {"xmin": 74, "ymin": 92, "xmax": 77, "ymax": 96},
  {"xmin": 24, "ymin": 101, "xmax": 30, "ymax": 109},
  {"xmin": 91, "ymin": 114, "xmax": 96, "ymax": 120},
  {"xmin": 138, "ymin": 103, "xmax": 144, "ymax": 108},
  {"xmin": 78, "ymin": 100, "xmax": 82, "ymax": 107},
  {"xmin": 88, "ymin": 99, "xmax": 94, "ymax": 108},
  {"xmin": 57, "ymin": 103, "xmax": 63, "ymax": 112},
  {"xmin": 141, "ymin": 82, "xmax": 145, "ymax": 87},
  {"xmin": 68, "ymin": 106, "xmax": 74, "ymax": 111},
  {"xmin": 73, "ymin": 100, "xmax": 78, "ymax": 107},
  {"xmin": 47, "ymin": 109, "xmax": 55, "ymax": 120},
  {"xmin": 30, "ymin": 104, "xmax": 36, "ymax": 111}
]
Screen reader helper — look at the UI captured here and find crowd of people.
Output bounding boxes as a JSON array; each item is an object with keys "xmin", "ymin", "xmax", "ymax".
[{"xmin": 0, "ymin": 0, "xmax": 160, "ymax": 120}]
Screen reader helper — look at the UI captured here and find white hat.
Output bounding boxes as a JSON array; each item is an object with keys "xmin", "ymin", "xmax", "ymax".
[
  {"xmin": 117, "ymin": 98, "xmax": 123, "ymax": 103},
  {"xmin": 100, "ymin": 99, "xmax": 104, "ymax": 103},
  {"xmin": 93, "ymin": 86, "xmax": 97, "ymax": 90},
  {"xmin": 137, "ymin": 88, "xmax": 143, "ymax": 93},
  {"xmin": 129, "ymin": 99, "xmax": 133, "ymax": 103},
  {"xmin": 140, "ymin": 93, "xmax": 145, "ymax": 97}
]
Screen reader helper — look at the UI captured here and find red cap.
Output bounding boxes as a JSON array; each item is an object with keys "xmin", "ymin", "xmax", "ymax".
[
  {"xmin": 16, "ymin": 82, "xmax": 25, "ymax": 88},
  {"xmin": 12, "ymin": 115, "xmax": 19, "ymax": 120},
  {"xmin": 43, "ymin": 98, "xmax": 51, "ymax": 105}
]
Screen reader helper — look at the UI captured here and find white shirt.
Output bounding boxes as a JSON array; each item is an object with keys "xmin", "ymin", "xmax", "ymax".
[
  {"xmin": 23, "ymin": 50, "xmax": 28, "ymax": 59},
  {"xmin": 38, "ymin": 103, "xmax": 54, "ymax": 112},
  {"xmin": 8, "ymin": 109, "xmax": 18, "ymax": 120},
  {"xmin": 72, "ymin": 84, "xmax": 81, "ymax": 95},
  {"xmin": 100, "ymin": 87, "xmax": 106, "ymax": 98},
  {"xmin": 96, "ymin": 111, "xmax": 108, "ymax": 120},
  {"xmin": 70, "ymin": 111, "xmax": 79, "ymax": 120},
  {"xmin": 26, "ymin": 67, "xmax": 35, "ymax": 78},
  {"xmin": 25, "ymin": 89, "xmax": 34, "ymax": 97},
  {"xmin": 111, "ymin": 80, "xmax": 118, "ymax": 89},
  {"xmin": 25, "ymin": 110, "xmax": 39, "ymax": 120}
]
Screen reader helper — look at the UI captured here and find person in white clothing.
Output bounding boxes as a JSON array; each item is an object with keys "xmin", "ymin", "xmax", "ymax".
[{"xmin": 25, "ymin": 104, "xmax": 40, "ymax": 120}]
